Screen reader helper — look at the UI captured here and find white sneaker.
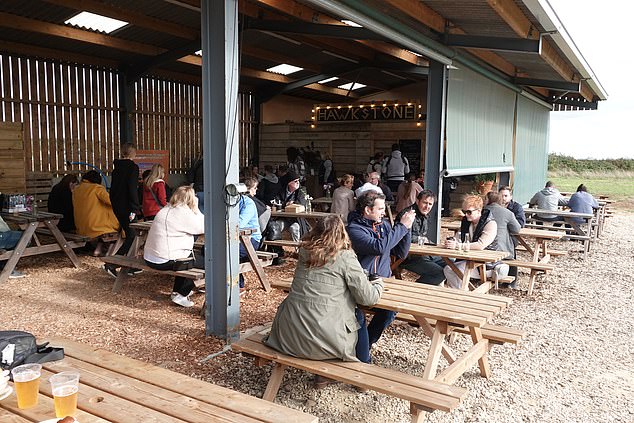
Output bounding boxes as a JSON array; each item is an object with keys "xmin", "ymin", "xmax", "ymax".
[
  {"xmin": 171, "ymin": 293, "xmax": 194, "ymax": 307},
  {"xmin": 170, "ymin": 292, "xmax": 178, "ymax": 300},
  {"xmin": 9, "ymin": 270, "xmax": 26, "ymax": 279}
]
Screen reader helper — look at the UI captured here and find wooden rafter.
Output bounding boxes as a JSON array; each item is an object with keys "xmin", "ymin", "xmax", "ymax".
[
  {"xmin": 484, "ymin": 0, "xmax": 594, "ymax": 101},
  {"xmin": 241, "ymin": 67, "xmax": 359, "ymax": 98},
  {"xmin": 0, "ymin": 12, "xmax": 164, "ymax": 56},
  {"xmin": 0, "ymin": 40, "xmax": 119, "ymax": 69},
  {"xmin": 382, "ymin": 0, "xmax": 516, "ymax": 76},
  {"xmin": 40, "ymin": 0, "xmax": 199, "ymax": 40}
]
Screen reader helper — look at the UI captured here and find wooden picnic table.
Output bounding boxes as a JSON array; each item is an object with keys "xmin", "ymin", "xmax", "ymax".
[
  {"xmin": 270, "ymin": 209, "xmax": 335, "ymax": 220},
  {"xmin": 270, "ymin": 277, "xmax": 514, "ymax": 385},
  {"xmin": 408, "ymin": 244, "xmax": 509, "ymax": 292},
  {"xmin": 0, "ymin": 211, "xmax": 85, "ymax": 284},
  {"xmin": 127, "ymin": 221, "xmax": 272, "ymax": 291},
  {"xmin": 523, "ymin": 208, "xmax": 594, "ymax": 258},
  {"xmin": 0, "ymin": 337, "xmax": 317, "ymax": 423},
  {"xmin": 513, "ymin": 228, "xmax": 563, "ymax": 263}
]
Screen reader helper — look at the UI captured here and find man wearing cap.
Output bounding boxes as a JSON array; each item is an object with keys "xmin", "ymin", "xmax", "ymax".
[{"xmin": 266, "ymin": 171, "xmax": 309, "ymax": 244}]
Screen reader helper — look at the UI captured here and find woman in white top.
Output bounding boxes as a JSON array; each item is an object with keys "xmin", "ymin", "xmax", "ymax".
[
  {"xmin": 330, "ymin": 174, "xmax": 355, "ymax": 223},
  {"xmin": 144, "ymin": 185, "xmax": 204, "ymax": 307}
]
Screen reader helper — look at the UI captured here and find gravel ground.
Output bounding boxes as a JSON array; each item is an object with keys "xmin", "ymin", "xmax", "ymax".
[{"xmin": 1, "ymin": 212, "xmax": 633, "ymax": 422}]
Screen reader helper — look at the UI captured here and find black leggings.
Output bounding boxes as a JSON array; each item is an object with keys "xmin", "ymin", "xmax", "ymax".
[{"xmin": 144, "ymin": 259, "xmax": 193, "ymax": 296}]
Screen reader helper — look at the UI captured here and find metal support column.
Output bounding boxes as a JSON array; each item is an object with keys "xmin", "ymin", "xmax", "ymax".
[
  {"xmin": 118, "ymin": 71, "xmax": 135, "ymax": 143},
  {"xmin": 201, "ymin": 0, "xmax": 241, "ymax": 340},
  {"xmin": 424, "ymin": 60, "xmax": 447, "ymax": 243}
]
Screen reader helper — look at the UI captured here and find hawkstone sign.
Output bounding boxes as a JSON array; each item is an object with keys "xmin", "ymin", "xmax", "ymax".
[{"xmin": 314, "ymin": 103, "xmax": 420, "ymax": 123}]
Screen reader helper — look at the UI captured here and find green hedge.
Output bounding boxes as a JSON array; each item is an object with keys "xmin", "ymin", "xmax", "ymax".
[{"xmin": 548, "ymin": 154, "xmax": 634, "ymax": 172}]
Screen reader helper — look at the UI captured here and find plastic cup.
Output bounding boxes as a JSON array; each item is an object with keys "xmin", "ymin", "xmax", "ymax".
[
  {"xmin": 50, "ymin": 371, "xmax": 80, "ymax": 418},
  {"xmin": 11, "ymin": 363, "xmax": 41, "ymax": 409}
]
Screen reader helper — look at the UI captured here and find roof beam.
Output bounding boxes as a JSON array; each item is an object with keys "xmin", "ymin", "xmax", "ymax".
[
  {"xmin": 246, "ymin": 19, "xmax": 386, "ymax": 41},
  {"xmin": 0, "ymin": 40, "xmax": 119, "ymax": 68},
  {"xmin": 484, "ymin": 0, "xmax": 594, "ymax": 101},
  {"xmin": 241, "ymin": 67, "xmax": 359, "ymax": 98},
  {"xmin": 382, "ymin": 0, "xmax": 516, "ymax": 76},
  {"xmin": 445, "ymin": 34, "xmax": 541, "ymax": 54},
  {"xmin": 0, "ymin": 12, "xmax": 164, "ymax": 56},
  {"xmin": 40, "ymin": 0, "xmax": 199, "ymax": 40},
  {"xmin": 515, "ymin": 77, "xmax": 580, "ymax": 92},
  {"xmin": 129, "ymin": 40, "xmax": 201, "ymax": 80}
]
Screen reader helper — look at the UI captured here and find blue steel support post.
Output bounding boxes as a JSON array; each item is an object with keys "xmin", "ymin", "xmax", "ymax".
[
  {"xmin": 201, "ymin": 0, "xmax": 241, "ymax": 340},
  {"xmin": 424, "ymin": 60, "xmax": 447, "ymax": 243}
]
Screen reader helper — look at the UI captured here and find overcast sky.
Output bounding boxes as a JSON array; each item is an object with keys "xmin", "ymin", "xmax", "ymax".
[{"xmin": 548, "ymin": 0, "xmax": 634, "ymax": 159}]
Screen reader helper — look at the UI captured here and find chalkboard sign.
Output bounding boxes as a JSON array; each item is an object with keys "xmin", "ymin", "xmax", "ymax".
[{"xmin": 398, "ymin": 139, "xmax": 422, "ymax": 176}]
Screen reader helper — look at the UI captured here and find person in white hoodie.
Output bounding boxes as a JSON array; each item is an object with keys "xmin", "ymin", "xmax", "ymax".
[
  {"xmin": 144, "ymin": 185, "xmax": 204, "ymax": 307},
  {"xmin": 528, "ymin": 181, "xmax": 569, "ymax": 221},
  {"xmin": 381, "ymin": 143, "xmax": 410, "ymax": 192}
]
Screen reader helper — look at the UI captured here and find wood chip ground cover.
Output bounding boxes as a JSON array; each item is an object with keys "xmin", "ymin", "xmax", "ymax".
[{"xmin": 1, "ymin": 213, "xmax": 632, "ymax": 422}]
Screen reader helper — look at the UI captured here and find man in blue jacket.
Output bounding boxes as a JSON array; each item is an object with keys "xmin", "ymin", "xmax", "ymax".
[{"xmin": 347, "ymin": 191, "xmax": 415, "ymax": 363}]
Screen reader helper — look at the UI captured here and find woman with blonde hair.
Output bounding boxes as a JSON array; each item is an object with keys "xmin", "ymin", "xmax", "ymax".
[
  {"xmin": 143, "ymin": 185, "xmax": 204, "ymax": 307},
  {"xmin": 330, "ymin": 174, "xmax": 355, "ymax": 222},
  {"xmin": 265, "ymin": 215, "xmax": 384, "ymax": 376},
  {"xmin": 142, "ymin": 163, "xmax": 167, "ymax": 220}
]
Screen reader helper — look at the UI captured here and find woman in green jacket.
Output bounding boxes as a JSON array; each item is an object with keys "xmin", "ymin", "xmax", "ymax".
[{"xmin": 265, "ymin": 215, "xmax": 383, "ymax": 364}]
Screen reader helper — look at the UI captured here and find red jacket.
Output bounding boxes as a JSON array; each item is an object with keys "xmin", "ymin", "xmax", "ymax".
[{"xmin": 142, "ymin": 180, "xmax": 167, "ymax": 218}]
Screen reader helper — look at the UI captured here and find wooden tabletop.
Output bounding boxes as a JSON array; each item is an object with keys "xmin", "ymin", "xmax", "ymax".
[
  {"xmin": 129, "ymin": 221, "xmax": 152, "ymax": 232},
  {"xmin": 0, "ymin": 211, "xmax": 62, "ymax": 223},
  {"xmin": 517, "ymin": 228, "xmax": 564, "ymax": 240},
  {"xmin": 0, "ymin": 337, "xmax": 317, "ymax": 423},
  {"xmin": 408, "ymin": 243, "xmax": 509, "ymax": 263},
  {"xmin": 271, "ymin": 210, "xmax": 334, "ymax": 219},
  {"xmin": 523, "ymin": 208, "xmax": 593, "ymax": 218}
]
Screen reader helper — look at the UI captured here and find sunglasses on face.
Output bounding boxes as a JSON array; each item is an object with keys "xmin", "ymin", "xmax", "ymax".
[{"xmin": 462, "ymin": 209, "xmax": 479, "ymax": 216}]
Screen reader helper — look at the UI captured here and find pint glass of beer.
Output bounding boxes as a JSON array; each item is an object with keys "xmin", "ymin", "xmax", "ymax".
[
  {"xmin": 11, "ymin": 363, "xmax": 42, "ymax": 409},
  {"xmin": 49, "ymin": 371, "xmax": 80, "ymax": 418}
]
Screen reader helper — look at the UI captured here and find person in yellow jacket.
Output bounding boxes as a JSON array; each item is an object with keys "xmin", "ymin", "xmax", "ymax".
[{"xmin": 73, "ymin": 170, "xmax": 120, "ymax": 239}]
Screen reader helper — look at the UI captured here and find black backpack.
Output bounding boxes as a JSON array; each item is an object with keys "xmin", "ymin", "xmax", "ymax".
[{"xmin": 0, "ymin": 330, "xmax": 64, "ymax": 372}]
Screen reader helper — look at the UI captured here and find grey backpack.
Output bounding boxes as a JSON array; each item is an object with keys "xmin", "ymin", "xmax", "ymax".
[{"xmin": 0, "ymin": 330, "xmax": 64, "ymax": 372}]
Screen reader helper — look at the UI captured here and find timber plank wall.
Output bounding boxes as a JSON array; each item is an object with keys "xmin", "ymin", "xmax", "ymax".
[
  {"xmin": 0, "ymin": 122, "xmax": 26, "ymax": 193},
  {"xmin": 259, "ymin": 122, "xmax": 426, "ymax": 175}
]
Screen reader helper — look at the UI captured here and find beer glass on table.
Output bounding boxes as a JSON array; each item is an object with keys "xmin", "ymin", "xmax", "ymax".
[
  {"xmin": 50, "ymin": 371, "xmax": 80, "ymax": 418},
  {"xmin": 11, "ymin": 363, "xmax": 42, "ymax": 409}
]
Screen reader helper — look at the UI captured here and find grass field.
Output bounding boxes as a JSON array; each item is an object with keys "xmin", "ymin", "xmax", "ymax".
[{"xmin": 548, "ymin": 171, "xmax": 634, "ymax": 210}]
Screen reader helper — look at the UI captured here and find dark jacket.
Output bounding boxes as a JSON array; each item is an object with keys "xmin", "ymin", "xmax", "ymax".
[
  {"xmin": 109, "ymin": 158, "xmax": 140, "ymax": 216},
  {"xmin": 187, "ymin": 158, "xmax": 204, "ymax": 192},
  {"xmin": 248, "ymin": 194, "xmax": 268, "ymax": 217},
  {"xmin": 506, "ymin": 199, "xmax": 526, "ymax": 227},
  {"xmin": 48, "ymin": 182, "xmax": 75, "ymax": 232},
  {"xmin": 459, "ymin": 208, "xmax": 498, "ymax": 252},
  {"xmin": 274, "ymin": 188, "xmax": 310, "ymax": 236},
  {"xmin": 378, "ymin": 182, "xmax": 394, "ymax": 202},
  {"xmin": 257, "ymin": 174, "xmax": 282, "ymax": 205},
  {"xmin": 347, "ymin": 210, "xmax": 411, "ymax": 277},
  {"xmin": 396, "ymin": 203, "xmax": 428, "ymax": 244}
]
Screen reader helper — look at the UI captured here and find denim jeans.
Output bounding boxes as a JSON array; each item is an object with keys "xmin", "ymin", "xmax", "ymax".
[
  {"xmin": 0, "ymin": 230, "xmax": 22, "ymax": 270},
  {"xmin": 239, "ymin": 237, "xmax": 262, "ymax": 288},
  {"xmin": 355, "ymin": 307, "xmax": 397, "ymax": 363}
]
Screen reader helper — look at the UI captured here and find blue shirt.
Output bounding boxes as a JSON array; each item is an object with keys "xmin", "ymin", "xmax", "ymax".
[{"xmin": 239, "ymin": 195, "xmax": 262, "ymax": 242}]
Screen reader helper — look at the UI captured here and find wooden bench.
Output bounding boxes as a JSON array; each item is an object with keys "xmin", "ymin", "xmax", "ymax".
[
  {"xmin": 262, "ymin": 239, "xmax": 301, "ymax": 251},
  {"xmin": 102, "ymin": 252, "xmax": 276, "ymax": 293},
  {"xmin": 232, "ymin": 333, "xmax": 468, "ymax": 422},
  {"xmin": 31, "ymin": 337, "xmax": 319, "ymax": 423},
  {"xmin": 502, "ymin": 259, "xmax": 555, "ymax": 295},
  {"xmin": 515, "ymin": 245, "xmax": 567, "ymax": 256},
  {"xmin": 35, "ymin": 227, "xmax": 90, "ymax": 245}
]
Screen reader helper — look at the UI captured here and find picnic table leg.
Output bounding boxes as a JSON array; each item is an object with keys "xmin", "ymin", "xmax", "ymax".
[
  {"xmin": 422, "ymin": 321, "xmax": 448, "ymax": 380},
  {"xmin": 240, "ymin": 234, "xmax": 271, "ymax": 292},
  {"xmin": 469, "ymin": 326, "xmax": 491, "ymax": 379},
  {"xmin": 410, "ymin": 403, "xmax": 433, "ymax": 423},
  {"xmin": 416, "ymin": 317, "xmax": 456, "ymax": 364},
  {"xmin": 460, "ymin": 261, "xmax": 475, "ymax": 290},
  {"xmin": 112, "ymin": 267, "xmax": 130, "ymax": 293},
  {"xmin": 0, "ymin": 222, "xmax": 37, "ymax": 284},
  {"xmin": 527, "ymin": 270, "xmax": 538, "ymax": 296},
  {"xmin": 262, "ymin": 362, "xmax": 287, "ymax": 401},
  {"xmin": 44, "ymin": 219, "xmax": 82, "ymax": 268}
]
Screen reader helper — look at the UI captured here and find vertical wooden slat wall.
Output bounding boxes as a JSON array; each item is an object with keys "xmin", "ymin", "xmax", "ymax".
[{"xmin": 1, "ymin": 54, "xmax": 260, "ymax": 176}]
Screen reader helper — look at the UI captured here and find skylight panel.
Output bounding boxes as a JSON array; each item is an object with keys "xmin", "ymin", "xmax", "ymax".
[
  {"xmin": 267, "ymin": 64, "xmax": 303, "ymax": 75},
  {"xmin": 338, "ymin": 82, "xmax": 366, "ymax": 90},
  {"xmin": 341, "ymin": 20, "xmax": 362, "ymax": 27},
  {"xmin": 318, "ymin": 77, "xmax": 339, "ymax": 84},
  {"xmin": 65, "ymin": 11, "xmax": 128, "ymax": 34}
]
